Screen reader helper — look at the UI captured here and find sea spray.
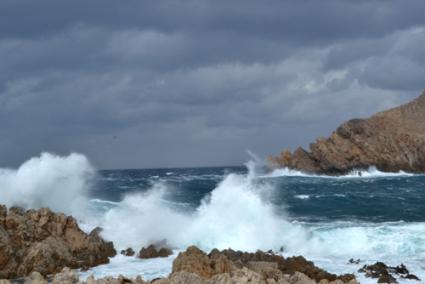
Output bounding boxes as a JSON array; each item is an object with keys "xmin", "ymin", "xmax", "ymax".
[
  {"xmin": 266, "ymin": 166, "xmax": 415, "ymax": 179},
  {"xmin": 99, "ymin": 161, "xmax": 311, "ymax": 252},
  {"xmin": 0, "ymin": 152, "xmax": 94, "ymax": 217}
]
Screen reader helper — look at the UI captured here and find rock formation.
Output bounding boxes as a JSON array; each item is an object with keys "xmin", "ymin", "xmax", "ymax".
[
  {"xmin": 120, "ymin": 248, "xmax": 136, "ymax": 257},
  {"xmin": 170, "ymin": 246, "xmax": 358, "ymax": 284},
  {"xmin": 1, "ymin": 246, "xmax": 359, "ymax": 284},
  {"xmin": 0, "ymin": 205, "xmax": 116, "ymax": 279},
  {"xmin": 358, "ymin": 262, "xmax": 420, "ymax": 283},
  {"xmin": 138, "ymin": 244, "xmax": 172, "ymax": 259},
  {"xmin": 269, "ymin": 91, "xmax": 425, "ymax": 175}
]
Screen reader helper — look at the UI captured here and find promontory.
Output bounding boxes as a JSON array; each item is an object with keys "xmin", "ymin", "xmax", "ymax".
[{"xmin": 269, "ymin": 91, "xmax": 425, "ymax": 175}]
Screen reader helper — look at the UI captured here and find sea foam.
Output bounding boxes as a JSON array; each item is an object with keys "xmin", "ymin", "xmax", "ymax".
[{"xmin": 266, "ymin": 166, "xmax": 414, "ymax": 179}]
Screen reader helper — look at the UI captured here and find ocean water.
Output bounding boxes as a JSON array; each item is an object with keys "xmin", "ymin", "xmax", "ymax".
[{"xmin": 1, "ymin": 153, "xmax": 425, "ymax": 283}]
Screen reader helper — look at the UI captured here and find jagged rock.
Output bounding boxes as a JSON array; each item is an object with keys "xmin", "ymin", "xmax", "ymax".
[
  {"xmin": 270, "ymin": 91, "xmax": 425, "ymax": 175},
  {"xmin": 358, "ymin": 262, "xmax": 397, "ymax": 283},
  {"xmin": 121, "ymin": 248, "xmax": 136, "ymax": 256},
  {"xmin": 210, "ymin": 267, "xmax": 266, "ymax": 284},
  {"xmin": 172, "ymin": 246, "xmax": 217, "ymax": 278},
  {"xmin": 138, "ymin": 244, "xmax": 172, "ymax": 259},
  {"xmin": 0, "ymin": 205, "xmax": 116, "ymax": 279},
  {"xmin": 52, "ymin": 267, "xmax": 79, "ymax": 284},
  {"xmin": 172, "ymin": 247, "xmax": 357, "ymax": 284},
  {"xmin": 24, "ymin": 271, "xmax": 48, "ymax": 284},
  {"xmin": 216, "ymin": 249, "xmax": 355, "ymax": 283},
  {"xmin": 22, "ymin": 268, "xmax": 146, "ymax": 284},
  {"xmin": 359, "ymin": 262, "xmax": 420, "ymax": 283}
]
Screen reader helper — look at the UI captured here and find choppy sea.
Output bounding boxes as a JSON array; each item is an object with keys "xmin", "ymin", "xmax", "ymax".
[{"xmin": 1, "ymin": 153, "xmax": 425, "ymax": 283}]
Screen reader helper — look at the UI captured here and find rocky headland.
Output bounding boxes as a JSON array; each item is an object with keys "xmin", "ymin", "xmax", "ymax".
[{"xmin": 269, "ymin": 91, "xmax": 425, "ymax": 175}]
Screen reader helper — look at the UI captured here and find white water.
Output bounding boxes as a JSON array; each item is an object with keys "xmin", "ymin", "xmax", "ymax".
[
  {"xmin": 0, "ymin": 152, "xmax": 94, "ymax": 218},
  {"xmin": 1, "ymin": 153, "xmax": 424, "ymax": 283},
  {"xmin": 267, "ymin": 166, "xmax": 414, "ymax": 179}
]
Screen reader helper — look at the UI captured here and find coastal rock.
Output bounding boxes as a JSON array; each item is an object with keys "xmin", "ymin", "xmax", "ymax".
[
  {"xmin": 0, "ymin": 205, "xmax": 116, "ymax": 279},
  {"xmin": 121, "ymin": 248, "xmax": 136, "ymax": 257},
  {"xmin": 216, "ymin": 249, "xmax": 355, "ymax": 283},
  {"xmin": 358, "ymin": 262, "xmax": 420, "ymax": 283},
  {"xmin": 172, "ymin": 246, "xmax": 218, "ymax": 278},
  {"xmin": 358, "ymin": 262, "xmax": 397, "ymax": 283},
  {"xmin": 172, "ymin": 247, "xmax": 357, "ymax": 284},
  {"xmin": 22, "ymin": 267, "xmax": 146, "ymax": 284},
  {"xmin": 269, "ymin": 91, "xmax": 425, "ymax": 175},
  {"xmin": 138, "ymin": 244, "xmax": 172, "ymax": 259}
]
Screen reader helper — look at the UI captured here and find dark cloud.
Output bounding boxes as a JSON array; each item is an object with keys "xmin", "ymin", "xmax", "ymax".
[{"xmin": 0, "ymin": 0, "xmax": 424, "ymax": 169}]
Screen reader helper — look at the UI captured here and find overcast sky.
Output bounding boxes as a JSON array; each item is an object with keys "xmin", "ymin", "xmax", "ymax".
[{"xmin": 1, "ymin": 0, "xmax": 425, "ymax": 169}]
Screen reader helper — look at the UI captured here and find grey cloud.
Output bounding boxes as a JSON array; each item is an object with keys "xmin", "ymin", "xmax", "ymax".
[{"xmin": 1, "ymin": 0, "xmax": 425, "ymax": 169}]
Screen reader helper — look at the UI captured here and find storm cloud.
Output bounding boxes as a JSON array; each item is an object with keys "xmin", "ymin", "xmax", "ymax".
[{"xmin": 1, "ymin": 0, "xmax": 425, "ymax": 169}]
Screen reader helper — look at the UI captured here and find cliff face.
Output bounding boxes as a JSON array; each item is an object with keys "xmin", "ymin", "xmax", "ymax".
[{"xmin": 269, "ymin": 91, "xmax": 425, "ymax": 175}]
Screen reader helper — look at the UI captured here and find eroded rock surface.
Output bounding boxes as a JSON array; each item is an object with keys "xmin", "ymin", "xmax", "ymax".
[
  {"xmin": 138, "ymin": 244, "xmax": 172, "ymax": 259},
  {"xmin": 0, "ymin": 205, "xmax": 116, "ymax": 279},
  {"xmin": 270, "ymin": 92, "xmax": 425, "ymax": 175},
  {"xmin": 4, "ymin": 246, "xmax": 361, "ymax": 284},
  {"xmin": 172, "ymin": 246, "xmax": 357, "ymax": 284},
  {"xmin": 358, "ymin": 262, "xmax": 420, "ymax": 283}
]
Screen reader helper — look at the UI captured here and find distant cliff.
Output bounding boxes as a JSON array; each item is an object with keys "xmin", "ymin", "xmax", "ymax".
[{"xmin": 269, "ymin": 91, "xmax": 425, "ymax": 175}]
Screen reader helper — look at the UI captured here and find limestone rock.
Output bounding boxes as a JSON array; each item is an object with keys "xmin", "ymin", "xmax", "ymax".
[
  {"xmin": 138, "ymin": 244, "xmax": 172, "ymax": 259},
  {"xmin": 0, "ymin": 205, "xmax": 116, "ymax": 279},
  {"xmin": 172, "ymin": 247, "xmax": 357, "ymax": 284},
  {"xmin": 270, "ymin": 91, "xmax": 425, "ymax": 175},
  {"xmin": 172, "ymin": 246, "xmax": 217, "ymax": 278}
]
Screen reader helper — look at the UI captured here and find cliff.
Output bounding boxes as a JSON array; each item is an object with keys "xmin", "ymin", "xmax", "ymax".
[{"xmin": 269, "ymin": 91, "xmax": 425, "ymax": 175}]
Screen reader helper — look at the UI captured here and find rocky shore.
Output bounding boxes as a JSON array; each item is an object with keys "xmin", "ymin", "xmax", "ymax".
[
  {"xmin": 1, "ymin": 205, "xmax": 419, "ymax": 283},
  {"xmin": 269, "ymin": 91, "xmax": 425, "ymax": 175},
  {"xmin": 0, "ymin": 245, "xmax": 359, "ymax": 284}
]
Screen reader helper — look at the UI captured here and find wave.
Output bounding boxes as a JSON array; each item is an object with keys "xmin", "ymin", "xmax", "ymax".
[
  {"xmin": 2, "ymin": 153, "xmax": 425, "ymax": 282},
  {"xmin": 0, "ymin": 152, "xmax": 94, "ymax": 217},
  {"xmin": 266, "ymin": 166, "xmax": 414, "ymax": 179},
  {"xmin": 98, "ymin": 173, "xmax": 309, "ymax": 252}
]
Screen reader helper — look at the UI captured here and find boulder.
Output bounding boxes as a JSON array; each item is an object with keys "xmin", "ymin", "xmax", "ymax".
[
  {"xmin": 359, "ymin": 262, "xmax": 420, "ymax": 283},
  {"xmin": 138, "ymin": 245, "xmax": 172, "ymax": 259},
  {"xmin": 121, "ymin": 248, "xmax": 136, "ymax": 257},
  {"xmin": 0, "ymin": 205, "xmax": 116, "ymax": 279}
]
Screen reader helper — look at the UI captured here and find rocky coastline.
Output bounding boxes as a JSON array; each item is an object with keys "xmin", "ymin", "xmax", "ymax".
[
  {"xmin": 0, "ymin": 205, "xmax": 419, "ymax": 283},
  {"xmin": 269, "ymin": 91, "xmax": 425, "ymax": 175}
]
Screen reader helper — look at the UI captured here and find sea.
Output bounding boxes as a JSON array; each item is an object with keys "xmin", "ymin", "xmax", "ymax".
[{"xmin": 1, "ymin": 153, "xmax": 425, "ymax": 283}]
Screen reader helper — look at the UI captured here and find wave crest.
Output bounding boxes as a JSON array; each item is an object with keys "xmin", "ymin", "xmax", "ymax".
[
  {"xmin": 0, "ymin": 152, "xmax": 94, "ymax": 217},
  {"xmin": 266, "ymin": 166, "xmax": 414, "ymax": 179}
]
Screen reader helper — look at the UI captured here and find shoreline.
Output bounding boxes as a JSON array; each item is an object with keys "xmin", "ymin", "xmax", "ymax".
[{"xmin": 1, "ymin": 205, "xmax": 421, "ymax": 284}]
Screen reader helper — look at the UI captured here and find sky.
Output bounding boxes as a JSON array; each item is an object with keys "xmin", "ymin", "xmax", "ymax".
[{"xmin": 1, "ymin": 0, "xmax": 425, "ymax": 169}]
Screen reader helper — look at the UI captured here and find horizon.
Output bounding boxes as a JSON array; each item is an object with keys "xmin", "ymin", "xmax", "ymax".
[{"xmin": 1, "ymin": 0, "xmax": 425, "ymax": 169}]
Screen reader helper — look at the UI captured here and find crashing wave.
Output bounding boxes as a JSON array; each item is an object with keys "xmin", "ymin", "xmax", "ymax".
[{"xmin": 265, "ymin": 166, "xmax": 414, "ymax": 179}]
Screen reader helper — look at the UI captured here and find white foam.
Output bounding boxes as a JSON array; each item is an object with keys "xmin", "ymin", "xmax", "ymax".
[
  {"xmin": 267, "ymin": 166, "xmax": 414, "ymax": 179},
  {"xmin": 0, "ymin": 152, "xmax": 94, "ymax": 217},
  {"xmin": 2, "ymin": 154, "xmax": 424, "ymax": 281},
  {"xmin": 98, "ymin": 161, "xmax": 310, "ymax": 252},
  {"xmin": 294, "ymin": 194, "xmax": 310, "ymax": 200}
]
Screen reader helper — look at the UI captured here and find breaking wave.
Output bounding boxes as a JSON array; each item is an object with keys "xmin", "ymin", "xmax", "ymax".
[
  {"xmin": 0, "ymin": 152, "xmax": 94, "ymax": 218},
  {"xmin": 2, "ymin": 153, "xmax": 425, "ymax": 282},
  {"xmin": 266, "ymin": 166, "xmax": 414, "ymax": 179}
]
